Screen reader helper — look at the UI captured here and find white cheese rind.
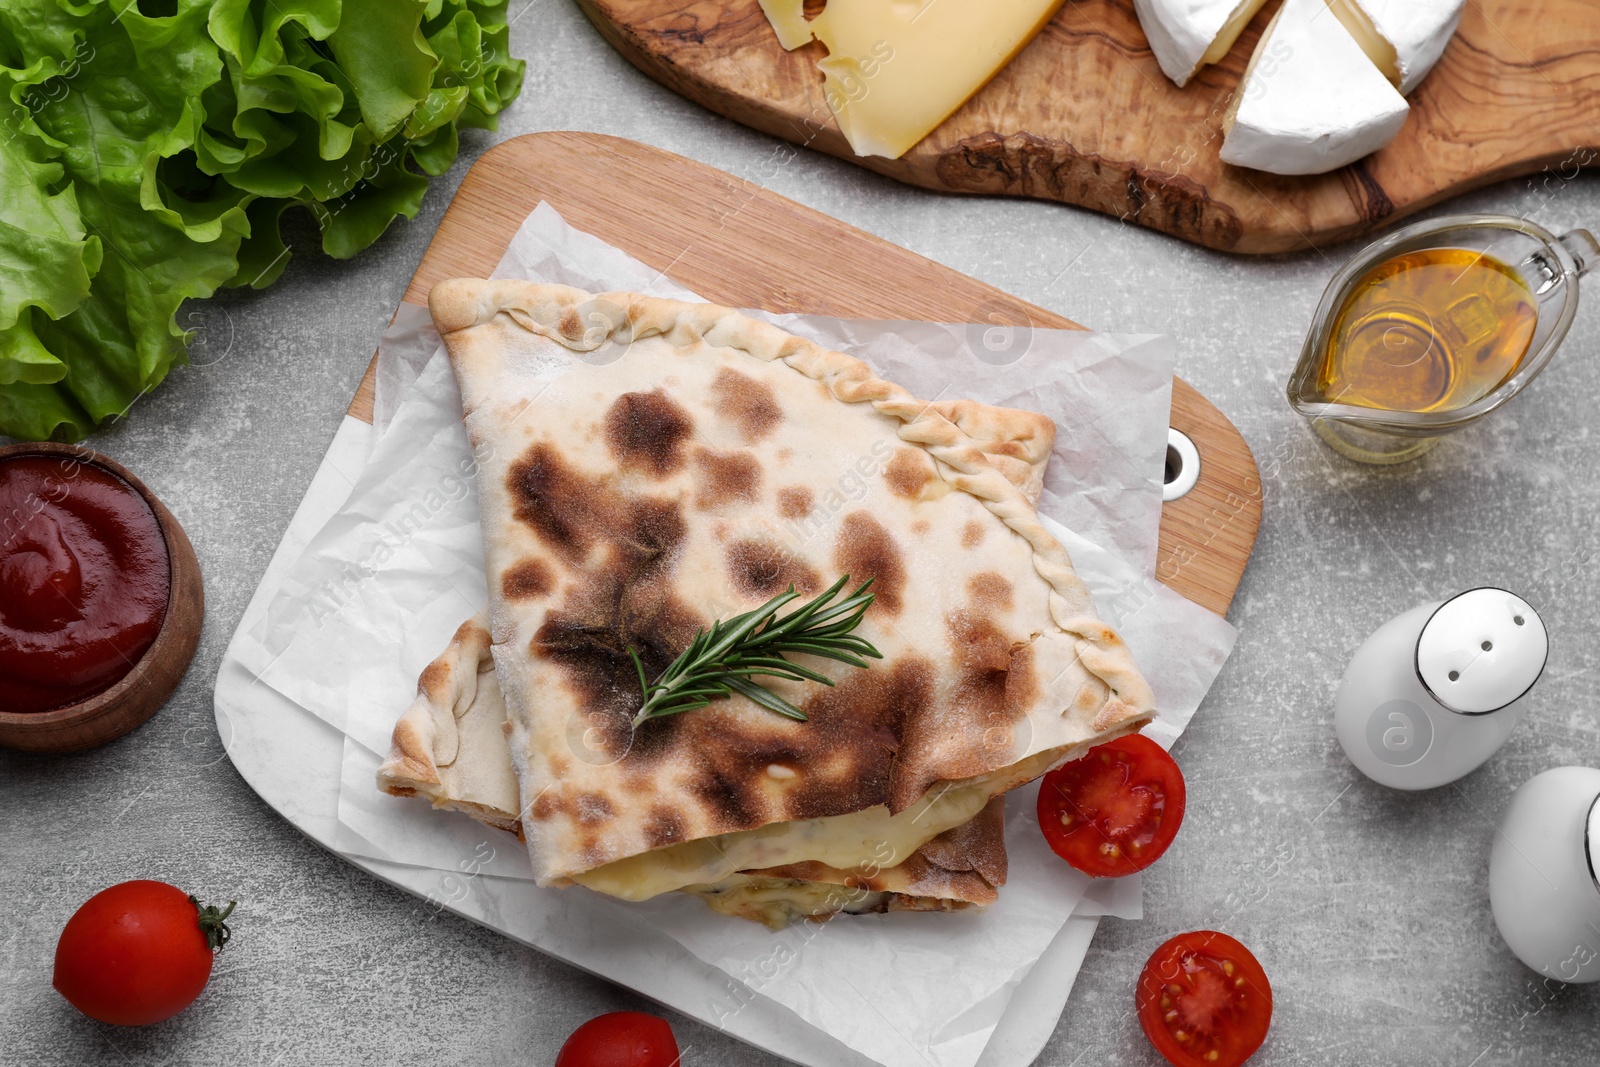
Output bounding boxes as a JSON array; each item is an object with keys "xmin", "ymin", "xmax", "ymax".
[
  {"xmin": 1336, "ymin": 0, "xmax": 1465, "ymax": 94},
  {"xmin": 1132, "ymin": 0, "xmax": 1271, "ymax": 87},
  {"xmin": 1221, "ymin": 0, "xmax": 1410, "ymax": 175}
]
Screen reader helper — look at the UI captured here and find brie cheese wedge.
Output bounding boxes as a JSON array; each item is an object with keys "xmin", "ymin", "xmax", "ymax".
[
  {"xmin": 1325, "ymin": 0, "xmax": 1465, "ymax": 94},
  {"xmin": 1133, "ymin": 0, "xmax": 1273, "ymax": 87},
  {"xmin": 1220, "ymin": 0, "xmax": 1410, "ymax": 175}
]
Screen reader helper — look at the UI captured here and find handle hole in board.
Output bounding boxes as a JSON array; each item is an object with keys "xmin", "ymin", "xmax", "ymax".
[{"xmin": 1163, "ymin": 428, "xmax": 1201, "ymax": 502}]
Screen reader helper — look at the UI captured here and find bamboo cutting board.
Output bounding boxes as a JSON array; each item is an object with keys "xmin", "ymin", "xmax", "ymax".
[
  {"xmin": 575, "ymin": 0, "xmax": 1600, "ymax": 254},
  {"xmin": 348, "ymin": 132, "xmax": 1261, "ymax": 614}
]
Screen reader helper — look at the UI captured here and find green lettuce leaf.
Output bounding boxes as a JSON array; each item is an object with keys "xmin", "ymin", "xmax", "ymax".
[
  {"xmin": 0, "ymin": 140, "xmax": 101, "ymax": 386},
  {"xmin": 328, "ymin": 0, "xmax": 437, "ymax": 142},
  {"xmin": 0, "ymin": 0, "xmax": 244, "ymax": 438},
  {"xmin": 0, "ymin": 0, "xmax": 524, "ymax": 440}
]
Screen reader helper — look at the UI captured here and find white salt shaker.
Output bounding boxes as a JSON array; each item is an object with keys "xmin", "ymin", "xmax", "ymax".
[
  {"xmin": 1489, "ymin": 766, "xmax": 1600, "ymax": 983},
  {"xmin": 1333, "ymin": 588, "xmax": 1547, "ymax": 790}
]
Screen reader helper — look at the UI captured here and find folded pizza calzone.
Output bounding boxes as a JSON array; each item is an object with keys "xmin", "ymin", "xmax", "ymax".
[{"xmin": 399, "ymin": 280, "xmax": 1156, "ymax": 912}]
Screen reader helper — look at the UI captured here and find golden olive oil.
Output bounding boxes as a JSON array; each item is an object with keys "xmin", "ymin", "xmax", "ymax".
[{"xmin": 1317, "ymin": 248, "xmax": 1538, "ymax": 413}]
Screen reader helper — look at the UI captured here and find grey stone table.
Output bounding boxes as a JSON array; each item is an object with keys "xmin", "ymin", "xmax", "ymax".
[{"xmin": 4, "ymin": 4, "xmax": 1599, "ymax": 1065}]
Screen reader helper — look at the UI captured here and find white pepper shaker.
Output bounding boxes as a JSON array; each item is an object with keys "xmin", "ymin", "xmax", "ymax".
[
  {"xmin": 1489, "ymin": 766, "xmax": 1600, "ymax": 983},
  {"xmin": 1333, "ymin": 588, "xmax": 1547, "ymax": 790}
]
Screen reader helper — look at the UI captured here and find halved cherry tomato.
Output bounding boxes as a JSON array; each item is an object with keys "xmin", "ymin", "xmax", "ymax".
[
  {"xmin": 53, "ymin": 880, "xmax": 235, "ymax": 1026},
  {"xmin": 1037, "ymin": 733, "xmax": 1185, "ymax": 877},
  {"xmin": 555, "ymin": 1011, "xmax": 680, "ymax": 1067},
  {"xmin": 1136, "ymin": 931, "xmax": 1272, "ymax": 1067}
]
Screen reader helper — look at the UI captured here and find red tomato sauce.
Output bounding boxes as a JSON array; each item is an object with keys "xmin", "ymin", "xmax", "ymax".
[{"xmin": 0, "ymin": 455, "xmax": 169, "ymax": 713}]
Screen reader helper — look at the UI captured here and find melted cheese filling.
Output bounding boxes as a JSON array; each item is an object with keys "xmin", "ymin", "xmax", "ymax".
[{"xmin": 572, "ymin": 748, "xmax": 1063, "ymax": 902}]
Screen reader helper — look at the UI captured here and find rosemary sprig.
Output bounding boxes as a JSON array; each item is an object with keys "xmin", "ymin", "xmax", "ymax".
[{"xmin": 628, "ymin": 574, "xmax": 882, "ymax": 728}]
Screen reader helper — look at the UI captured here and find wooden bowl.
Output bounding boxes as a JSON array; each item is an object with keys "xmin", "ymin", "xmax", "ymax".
[{"xmin": 0, "ymin": 443, "xmax": 204, "ymax": 754}]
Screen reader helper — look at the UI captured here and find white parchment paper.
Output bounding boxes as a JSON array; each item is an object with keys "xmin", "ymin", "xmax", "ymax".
[{"xmin": 228, "ymin": 203, "xmax": 1237, "ymax": 1067}]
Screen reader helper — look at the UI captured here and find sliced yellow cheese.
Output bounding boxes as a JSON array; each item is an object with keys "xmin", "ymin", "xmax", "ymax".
[
  {"xmin": 757, "ymin": 0, "xmax": 815, "ymax": 51},
  {"xmin": 572, "ymin": 748, "xmax": 1063, "ymax": 902},
  {"xmin": 757, "ymin": 0, "xmax": 1068, "ymax": 159}
]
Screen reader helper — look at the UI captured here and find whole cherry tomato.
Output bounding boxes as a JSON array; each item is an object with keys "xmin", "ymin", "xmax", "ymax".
[
  {"xmin": 554, "ymin": 1011, "xmax": 681, "ymax": 1067},
  {"xmin": 1037, "ymin": 733, "xmax": 1186, "ymax": 877},
  {"xmin": 53, "ymin": 880, "xmax": 235, "ymax": 1026},
  {"xmin": 1136, "ymin": 930, "xmax": 1273, "ymax": 1067}
]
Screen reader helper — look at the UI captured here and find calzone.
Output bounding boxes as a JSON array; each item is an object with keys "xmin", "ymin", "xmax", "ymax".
[
  {"xmin": 426, "ymin": 280, "xmax": 1156, "ymax": 906},
  {"xmin": 377, "ymin": 328, "xmax": 1071, "ymax": 923},
  {"xmin": 378, "ymin": 614, "xmax": 1010, "ymax": 927}
]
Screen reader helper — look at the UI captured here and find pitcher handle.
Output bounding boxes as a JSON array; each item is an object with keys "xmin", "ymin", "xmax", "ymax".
[{"xmin": 1559, "ymin": 229, "xmax": 1600, "ymax": 277}]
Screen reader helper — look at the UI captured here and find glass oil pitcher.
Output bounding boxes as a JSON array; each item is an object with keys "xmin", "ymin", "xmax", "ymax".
[{"xmin": 1287, "ymin": 214, "xmax": 1598, "ymax": 464}]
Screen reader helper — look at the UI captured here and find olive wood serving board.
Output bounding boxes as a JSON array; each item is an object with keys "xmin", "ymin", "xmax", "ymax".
[
  {"xmin": 347, "ymin": 131, "xmax": 1261, "ymax": 614},
  {"xmin": 574, "ymin": 0, "xmax": 1600, "ymax": 254}
]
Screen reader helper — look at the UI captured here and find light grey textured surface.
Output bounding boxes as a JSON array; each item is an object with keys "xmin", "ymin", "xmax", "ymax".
[{"xmin": 4, "ymin": 3, "xmax": 1600, "ymax": 1064}]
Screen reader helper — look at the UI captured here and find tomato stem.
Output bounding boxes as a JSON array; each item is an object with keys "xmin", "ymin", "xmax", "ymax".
[{"xmin": 190, "ymin": 896, "xmax": 237, "ymax": 952}]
